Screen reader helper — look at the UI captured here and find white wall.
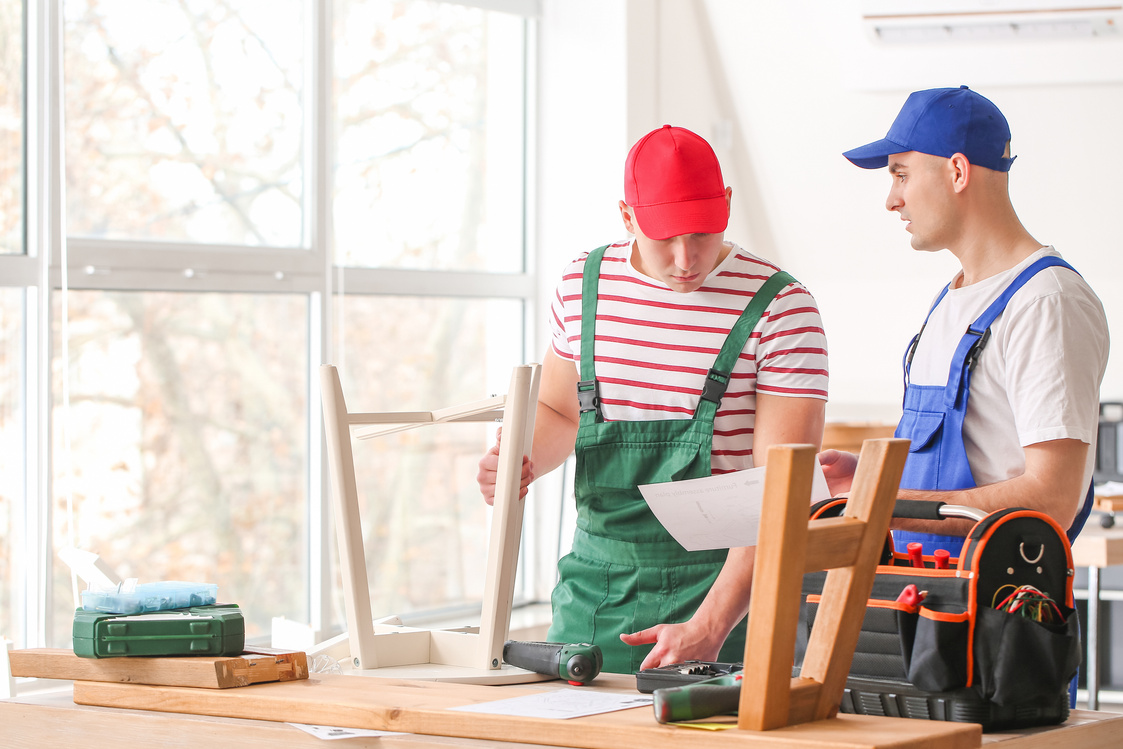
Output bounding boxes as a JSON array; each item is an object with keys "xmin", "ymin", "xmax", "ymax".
[{"xmin": 538, "ymin": 0, "xmax": 1123, "ymax": 423}]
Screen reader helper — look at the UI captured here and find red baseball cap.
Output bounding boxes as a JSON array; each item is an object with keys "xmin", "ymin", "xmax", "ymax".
[{"xmin": 623, "ymin": 125, "xmax": 729, "ymax": 241}]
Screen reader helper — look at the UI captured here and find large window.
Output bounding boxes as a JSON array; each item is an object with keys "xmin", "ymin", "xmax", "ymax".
[
  {"xmin": 2, "ymin": 0, "xmax": 538, "ymax": 653},
  {"xmin": 64, "ymin": 0, "xmax": 305, "ymax": 246},
  {"xmin": 332, "ymin": 0, "xmax": 525, "ymax": 272}
]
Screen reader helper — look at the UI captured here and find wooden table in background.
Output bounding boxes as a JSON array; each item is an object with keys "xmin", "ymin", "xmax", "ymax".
[{"xmin": 1071, "ymin": 518, "xmax": 1123, "ymax": 710}]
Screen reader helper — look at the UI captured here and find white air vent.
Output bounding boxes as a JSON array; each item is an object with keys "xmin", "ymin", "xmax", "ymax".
[{"xmin": 863, "ymin": 0, "xmax": 1123, "ymax": 42}]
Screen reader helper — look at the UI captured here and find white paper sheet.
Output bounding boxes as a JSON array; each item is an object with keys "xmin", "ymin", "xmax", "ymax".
[
  {"xmin": 638, "ymin": 462, "xmax": 832, "ymax": 550},
  {"xmin": 450, "ymin": 688, "xmax": 653, "ymax": 719},
  {"xmin": 287, "ymin": 723, "xmax": 408, "ymax": 740}
]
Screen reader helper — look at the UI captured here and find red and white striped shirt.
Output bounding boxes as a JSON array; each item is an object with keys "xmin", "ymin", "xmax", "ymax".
[{"xmin": 550, "ymin": 240, "xmax": 829, "ymax": 474}]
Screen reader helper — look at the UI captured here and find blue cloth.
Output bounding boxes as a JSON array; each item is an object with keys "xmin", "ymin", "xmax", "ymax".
[{"xmin": 893, "ymin": 256, "xmax": 1094, "ymax": 556}]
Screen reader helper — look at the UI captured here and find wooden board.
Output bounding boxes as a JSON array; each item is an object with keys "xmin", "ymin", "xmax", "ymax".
[
  {"xmin": 7, "ymin": 685, "xmax": 1123, "ymax": 749},
  {"xmin": 72, "ymin": 673, "xmax": 981, "ymax": 749},
  {"xmin": 9, "ymin": 647, "xmax": 307, "ymax": 688}
]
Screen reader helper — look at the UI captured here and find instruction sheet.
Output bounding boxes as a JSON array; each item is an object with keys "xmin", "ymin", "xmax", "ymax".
[{"xmin": 638, "ymin": 462, "xmax": 832, "ymax": 550}]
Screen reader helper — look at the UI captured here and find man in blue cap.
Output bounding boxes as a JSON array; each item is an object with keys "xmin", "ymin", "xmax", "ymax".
[{"xmin": 823, "ymin": 86, "xmax": 1109, "ymax": 555}]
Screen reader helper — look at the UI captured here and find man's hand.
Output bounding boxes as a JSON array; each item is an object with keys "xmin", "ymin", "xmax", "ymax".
[
  {"xmin": 619, "ymin": 620, "xmax": 724, "ymax": 671},
  {"xmin": 476, "ymin": 427, "xmax": 533, "ymax": 506},
  {"xmin": 818, "ymin": 449, "xmax": 858, "ymax": 496}
]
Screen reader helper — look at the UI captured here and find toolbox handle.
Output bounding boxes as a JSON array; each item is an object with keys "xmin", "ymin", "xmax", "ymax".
[{"xmin": 892, "ymin": 500, "xmax": 987, "ymax": 523}]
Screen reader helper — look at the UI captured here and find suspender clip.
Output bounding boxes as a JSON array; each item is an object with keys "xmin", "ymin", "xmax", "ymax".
[
  {"xmin": 577, "ymin": 379, "xmax": 600, "ymax": 414},
  {"xmin": 700, "ymin": 369, "xmax": 730, "ymax": 405},
  {"xmin": 966, "ymin": 327, "xmax": 992, "ymax": 372}
]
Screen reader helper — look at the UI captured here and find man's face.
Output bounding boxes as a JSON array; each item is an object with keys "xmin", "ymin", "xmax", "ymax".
[
  {"xmin": 885, "ymin": 151, "xmax": 958, "ymax": 253},
  {"xmin": 619, "ymin": 189, "xmax": 732, "ymax": 293}
]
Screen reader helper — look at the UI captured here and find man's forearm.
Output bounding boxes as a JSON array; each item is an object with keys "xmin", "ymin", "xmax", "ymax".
[
  {"xmin": 686, "ymin": 546, "xmax": 757, "ymax": 648},
  {"xmin": 891, "ymin": 440, "xmax": 1088, "ymax": 535},
  {"xmin": 527, "ymin": 401, "xmax": 579, "ymax": 480}
]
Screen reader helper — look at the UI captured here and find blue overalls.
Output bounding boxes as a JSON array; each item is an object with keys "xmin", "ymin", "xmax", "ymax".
[{"xmin": 893, "ymin": 256, "xmax": 1095, "ymax": 558}]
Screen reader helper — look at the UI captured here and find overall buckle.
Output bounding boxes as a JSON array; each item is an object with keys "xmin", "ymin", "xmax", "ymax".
[
  {"xmin": 577, "ymin": 379, "xmax": 600, "ymax": 414},
  {"xmin": 965, "ymin": 327, "xmax": 992, "ymax": 372},
  {"xmin": 700, "ymin": 369, "xmax": 730, "ymax": 405}
]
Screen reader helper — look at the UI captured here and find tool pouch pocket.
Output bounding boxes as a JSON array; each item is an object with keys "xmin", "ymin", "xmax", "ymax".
[
  {"xmin": 972, "ymin": 603, "xmax": 1081, "ymax": 706},
  {"xmin": 906, "ymin": 604, "xmax": 969, "ymax": 693}
]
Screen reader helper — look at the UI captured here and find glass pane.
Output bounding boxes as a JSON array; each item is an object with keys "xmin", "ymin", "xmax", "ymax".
[
  {"xmin": 49, "ymin": 290, "xmax": 309, "ymax": 647},
  {"xmin": 333, "ymin": 1, "xmax": 526, "ymax": 272},
  {"xmin": 63, "ymin": 0, "xmax": 304, "ymax": 246},
  {"xmin": 332, "ymin": 294, "xmax": 523, "ymax": 621},
  {"xmin": 0, "ymin": 288, "xmax": 23, "ymax": 645},
  {"xmin": 0, "ymin": 0, "xmax": 22, "ymax": 255}
]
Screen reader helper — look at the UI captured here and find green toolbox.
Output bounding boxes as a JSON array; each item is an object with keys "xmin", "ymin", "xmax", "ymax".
[{"xmin": 73, "ymin": 603, "xmax": 245, "ymax": 659}]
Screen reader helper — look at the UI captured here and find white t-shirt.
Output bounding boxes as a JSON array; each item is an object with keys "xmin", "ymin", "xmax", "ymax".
[
  {"xmin": 908, "ymin": 247, "xmax": 1109, "ymax": 495},
  {"xmin": 549, "ymin": 240, "xmax": 829, "ymax": 475}
]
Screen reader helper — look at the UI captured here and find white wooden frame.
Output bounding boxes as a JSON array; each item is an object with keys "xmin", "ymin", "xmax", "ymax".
[{"xmin": 312, "ymin": 363, "xmax": 548, "ymax": 683}]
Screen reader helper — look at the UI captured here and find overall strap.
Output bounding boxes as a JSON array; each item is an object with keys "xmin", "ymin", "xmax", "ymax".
[
  {"xmin": 694, "ymin": 270, "xmax": 795, "ymax": 422},
  {"xmin": 902, "ymin": 284, "xmax": 952, "ymax": 395},
  {"xmin": 943, "ymin": 256, "xmax": 1076, "ymax": 409},
  {"xmin": 576, "ymin": 246, "xmax": 610, "ymax": 423}
]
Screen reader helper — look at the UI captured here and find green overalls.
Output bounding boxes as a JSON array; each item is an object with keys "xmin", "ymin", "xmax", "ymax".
[{"xmin": 546, "ymin": 245, "xmax": 793, "ymax": 673}]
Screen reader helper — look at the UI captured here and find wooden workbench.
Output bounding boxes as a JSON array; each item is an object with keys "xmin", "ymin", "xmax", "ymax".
[{"xmin": 4, "ymin": 672, "xmax": 1123, "ymax": 749}]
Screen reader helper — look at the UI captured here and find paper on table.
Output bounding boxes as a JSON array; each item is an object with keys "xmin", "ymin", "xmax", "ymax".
[
  {"xmin": 638, "ymin": 462, "xmax": 832, "ymax": 551},
  {"xmin": 450, "ymin": 688, "xmax": 653, "ymax": 719},
  {"xmin": 287, "ymin": 723, "xmax": 408, "ymax": 740}
]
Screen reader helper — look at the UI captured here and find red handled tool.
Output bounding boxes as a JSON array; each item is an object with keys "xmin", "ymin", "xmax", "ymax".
[
  {"xmin": 907, "ymin": 542, "xmax": 925, "ymax": 568},
  {"xmin": 896, "ymin": 584, "xmax": 927, "ymax": 608}
]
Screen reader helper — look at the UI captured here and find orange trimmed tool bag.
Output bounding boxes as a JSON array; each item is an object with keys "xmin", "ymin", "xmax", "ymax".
[{"xmin": 793, "ymin": 499, "xmax": 1081, "ymax": 732}]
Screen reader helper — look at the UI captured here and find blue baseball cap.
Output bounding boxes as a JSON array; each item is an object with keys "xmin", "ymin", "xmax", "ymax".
[{"xmin": 844, "ymin": 86, "xmax": 1016, "ymax": 172}]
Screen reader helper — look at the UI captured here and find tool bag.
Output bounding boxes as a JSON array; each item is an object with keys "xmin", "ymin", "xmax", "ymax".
[{"xmin": 793, "ymin": 498, "xmax": 1081, "ymax": 731}]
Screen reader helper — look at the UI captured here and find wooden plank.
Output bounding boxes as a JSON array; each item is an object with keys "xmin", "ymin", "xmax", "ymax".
[
  {"xmin": 71, "ymin": 673, "xmax": 981, "ymax": 749},
  {"xmin": 739, "ymin": 445, "xmax": 816, "ymax": 730},
  {"xmin": 9, "ymin": 648, "xmax": 307, "ymax": 688},
  {"xmin": 798, "ymin": 439, "xmax": 907, "ymax": 724}
]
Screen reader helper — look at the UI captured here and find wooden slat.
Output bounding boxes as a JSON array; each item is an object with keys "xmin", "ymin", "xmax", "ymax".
[
  {"xmin": 798, "ymin": 439, "xmax": 907, "ymax": 723},
  {"xmin": 9, "ymin": 648, "xmax": 308, "ymax": 688},
  {"xmin": 802, "ymin": 518, "xmax": 865, "ymax": 572},
  {"xmin": 737, "ymin": 444, "xmax": 816, "ymax": 730},
  {"xmin": 71, "ymin": 673, "xmax": 982, "ymax": 749}
]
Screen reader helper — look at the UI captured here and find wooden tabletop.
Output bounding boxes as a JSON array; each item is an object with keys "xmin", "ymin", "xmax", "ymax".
[{"xmin": 5, "ymin": 676, "xmax": 1123, "ymax": 749}]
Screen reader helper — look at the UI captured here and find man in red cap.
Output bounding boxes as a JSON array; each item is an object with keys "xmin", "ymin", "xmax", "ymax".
[{"xmin": 478, "ymin": 125, "xmax": 829, "ymax": 673}]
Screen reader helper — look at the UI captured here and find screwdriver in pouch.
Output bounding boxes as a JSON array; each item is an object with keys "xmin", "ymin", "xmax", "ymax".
[
  {"xmin": 502, "ymin": 640, "xmax": 604, "ymax": 685},
  {"xmin": 652, "ymin": 671, "xmax": 743, "ymax": 723}
]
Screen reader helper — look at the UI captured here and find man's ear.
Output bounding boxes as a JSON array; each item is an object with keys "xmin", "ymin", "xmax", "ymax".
[
  {"xmin": 948, "ymin": 153, "xmax": 971, "ymax": 194},
  {"xmin": 619, "ymin": 200, "xmax": 637, "ymax": 233}
]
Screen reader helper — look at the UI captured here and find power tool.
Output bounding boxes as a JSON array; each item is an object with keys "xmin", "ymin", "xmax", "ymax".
[
  {"xmin": 502, "ymin": 640, "xmax": 603, "ymax": 685},
  {"xmin": 651, "ymin": 670, "xmax": 743, "ymax": 723}
]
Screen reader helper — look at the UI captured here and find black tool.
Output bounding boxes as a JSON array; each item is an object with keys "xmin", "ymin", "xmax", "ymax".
[
  {"xmin": 502, "ymin": 640, "xmax": 603, "ymax": 685},
  {"xmin": 635, "ymin": 660, "xmax": 742, "ymax": 693}
]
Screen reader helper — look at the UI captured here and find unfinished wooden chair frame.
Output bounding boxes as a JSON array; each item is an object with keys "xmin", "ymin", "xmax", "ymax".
[
  {"xmin": 315, "ymin": 363, "xmax": 544, "ymax": 683},
  {"xmin": 737, "ymin": 438, "xmax": 909, "ymax": 730}
]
